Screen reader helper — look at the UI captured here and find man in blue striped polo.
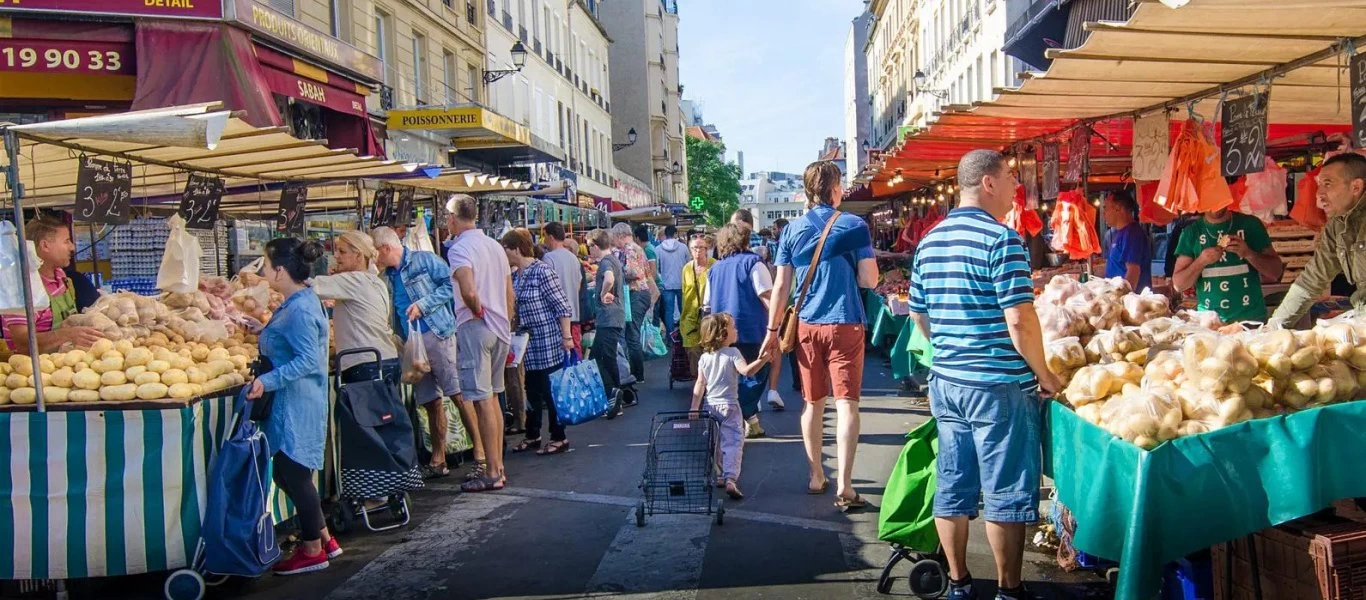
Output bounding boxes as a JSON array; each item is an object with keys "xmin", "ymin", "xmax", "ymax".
[{"xmin": 908, "ymin": 149, "xmax": 1062, "ymax": 600}]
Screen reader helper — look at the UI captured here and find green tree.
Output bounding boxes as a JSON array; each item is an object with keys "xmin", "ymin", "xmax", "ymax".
[{"xmin": 685, "ymin": 136, "xmax": 742, "ymax": 228}]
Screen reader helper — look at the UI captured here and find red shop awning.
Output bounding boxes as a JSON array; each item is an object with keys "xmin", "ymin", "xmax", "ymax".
[{"xmin": 253, "ymin": 45, "xmax": 369, "ymax": 117}]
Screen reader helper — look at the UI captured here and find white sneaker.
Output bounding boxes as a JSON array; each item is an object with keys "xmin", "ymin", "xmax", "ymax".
[{"xmin": 767, "ymin": 390, "xmax": 786, "ymax": 411}]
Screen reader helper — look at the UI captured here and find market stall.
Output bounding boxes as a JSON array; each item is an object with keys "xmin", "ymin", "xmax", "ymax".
[{"xmin": 0, "ymin": 103, "xmax": 417, "ymax": 585}]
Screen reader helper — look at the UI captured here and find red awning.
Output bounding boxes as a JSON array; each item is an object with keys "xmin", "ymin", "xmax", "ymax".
[
  {"xmin": 131, "ymin": 20, "xmax": 281, "ymax": 127},
  {"xmin": 253, "ymin": 45, "xmax": 369, "ymax": 117}
]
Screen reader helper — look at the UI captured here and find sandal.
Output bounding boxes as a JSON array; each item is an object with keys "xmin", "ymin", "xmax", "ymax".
[
  {"xmin": 807, "ymin": 479, "xmax": 830, "ymax": 495},
  {"xmin": 512, "ymin": 439, "xmax": 542, "ymax": 453},
  {"xmin": 421, "ymin": 464, "xmax": 450, "ymax": 480},
  {"xmin": 505, "ymin": 425, "xmax": 526, "ymax": 435},
  {"xmin": 725, "ymin": 481, "xmax": 744, "ymax": 500},
  {"xmin": 464, "ymin": 460, "xmax": 488, "ymax": 481},
  {"xmin": 834, "ymin": 494, "xmax": 870, "ymax": 513},
  {"xmin": 460, "ymin": 475, "xmax": 506, "ymax": 493},
  {"xmin": 537, "ymin": 440, "xmax": 570, "ymax": 455}
]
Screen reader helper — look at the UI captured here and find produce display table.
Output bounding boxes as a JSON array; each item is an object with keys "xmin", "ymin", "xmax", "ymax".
[
  {"xmin": 1047, "ymin": 400, "xmax": 1366, "ymax": 600},
  {"xmin": 0, "ymin": 392, "xmax": 304, "ymax": 581}
]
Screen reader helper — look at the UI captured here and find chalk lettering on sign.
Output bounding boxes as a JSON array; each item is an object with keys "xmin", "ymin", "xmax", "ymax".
[
  {"xmin": 1351, "ymin": 52, "xmax": 1366, "ymax": 148},
  {"xmin": 1221, "ymin": 91, "xmax": 1269, "ymax": 178},
  {"xmin": 74, "ymin": 156, "xmax": 132, "ymax": 225},
  {"xmin": 370, "ymin": 187, "xmax": 394, "ymax": 227},
  {"xmin": 277, "ymin": 185, "xmax": 309, "ymax": 235},
  {"xmin": 179, "ymin": 173, "xmax": 224, "ymax": 230}
]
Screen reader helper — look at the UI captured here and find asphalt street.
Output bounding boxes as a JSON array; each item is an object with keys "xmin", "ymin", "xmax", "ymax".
[{"xmin": 56, "ymin": 350, "xmax": 1112, "ymax": 600}]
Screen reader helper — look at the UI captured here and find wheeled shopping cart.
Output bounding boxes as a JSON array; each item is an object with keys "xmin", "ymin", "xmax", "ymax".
[{"xmin": 635, "ymin": 411, "xmax": 724, "ymax": 527}]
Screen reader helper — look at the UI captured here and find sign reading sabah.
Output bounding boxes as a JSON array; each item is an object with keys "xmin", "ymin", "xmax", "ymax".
[{"xmin": 0, "ymin": 0, "xmax": 224, "ymax": 20}]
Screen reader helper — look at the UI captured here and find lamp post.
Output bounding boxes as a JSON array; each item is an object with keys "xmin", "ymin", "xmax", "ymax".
[
  {"xmin": 483, "ymin": 41, "xmax": 528, "ymax": 84},
  {"xmin": 613, "ymin": 127, "xmax": 638, "ymax": 151},
  {"xmin": 913, "ymin": 70, "xmax": 949, "ymax": 100}
]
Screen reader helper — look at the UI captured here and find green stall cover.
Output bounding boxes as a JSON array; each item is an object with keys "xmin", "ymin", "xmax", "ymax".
[
  {"xmin": 890, "ymin": 318, "xmax": 933, "ymax": 380},
  {"xmin": 1047, "ymin": 400, "xmax": 1366, "ymax": 600},
  {"xmin": 878, "ymin": 418, "xmax": 941, "ymax": 553}
]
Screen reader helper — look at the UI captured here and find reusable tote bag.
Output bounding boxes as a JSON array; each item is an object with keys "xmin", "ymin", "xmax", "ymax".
[
  {"xmin": 552, "ymin": 353, "xmax": 610, "ymax": 425},
  {"xmin": 877, "ymin": 418, "xmax": 941, "ymax": 553}
]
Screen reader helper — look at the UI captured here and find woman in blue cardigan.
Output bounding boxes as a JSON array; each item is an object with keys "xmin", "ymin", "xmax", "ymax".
[{"xmin": 246, "ymin": 237, "xmax": 337, "ymax": 575}]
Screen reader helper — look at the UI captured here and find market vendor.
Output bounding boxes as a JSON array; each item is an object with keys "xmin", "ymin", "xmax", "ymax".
[
  {"xmin": 1170, "ymin": 206, "xmax": 1284, "ymax": 324},
  {"xmin": 1270, "ymin": 153, "xmax": 1366, "ymax": 326},
  {"xmin": 1102, "ymin": 190, "xmax": 1152, "ymax": 292},
  {"xmin": 1, "ymin": 214, "xmax": 103, "ymax": 354}
]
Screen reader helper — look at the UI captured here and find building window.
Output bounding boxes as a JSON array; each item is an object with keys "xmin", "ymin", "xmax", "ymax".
[
  {"xmin": 467, "ymin": 0, "xmax": 477, "ymax": 24},
  {"xmin": 265, "ymin": 0, "xmax": 295, "ymax": 16},
  {"xmin": 375, "ymin": 10, "xmax": 393, "ymax": 83},
  {"xmin": 466, "ymin": 63, "xmax": 479, "ymax": 102},
  {"xmin": 329, "ymin": 0, "xmax": 341, "ymax": 38},
  {"xmin": 412, "ymin": 32, "xmax": 428, "ymax": 104},
  {"xmin": 532, "ymin": 0, "xmax": 541, "ymax": 43},
  {"xmin": 443, "ymin": 50, "xmax": 457, "ymax": 103}
]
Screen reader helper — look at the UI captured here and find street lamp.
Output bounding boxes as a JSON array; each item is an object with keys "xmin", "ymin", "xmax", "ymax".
[
  {"xmin": 483, "ymin": 41, "xmax": 528, "ymax": 84},
  {"xmin": 613, "ymin": 127, "xmax": 638, "ymax": 151},
  {"xmin": 913, "ymin": 70, "xmax": 948, "ymax": 100}
]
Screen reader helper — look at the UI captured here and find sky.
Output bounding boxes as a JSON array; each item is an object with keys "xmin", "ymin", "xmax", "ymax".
[{"xmin": 677, "ymin": 0, "xmax": 865, "ymax": 177}]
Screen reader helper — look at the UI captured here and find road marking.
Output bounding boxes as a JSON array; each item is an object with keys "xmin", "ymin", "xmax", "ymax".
[
  {"xmin": 582, "ymin": 512, "xmax": 712, "ymax": 599},
  {"xmin": 424, "ymin": 485, "xmax": 860, "ymax": 535},
  {"xmin": 327, "ymin": 493, "xmax": 526, "ymax": 600}
]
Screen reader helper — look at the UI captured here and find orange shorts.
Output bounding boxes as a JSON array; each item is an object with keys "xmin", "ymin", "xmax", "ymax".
[{"xmin": 795, "ymin": 322, "xmax": 866, "ymax": 402}]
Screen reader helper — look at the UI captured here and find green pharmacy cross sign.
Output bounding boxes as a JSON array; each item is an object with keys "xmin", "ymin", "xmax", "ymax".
[{"xmin": 688, "ymin": 196, "xmax": 705, "ymax": 211}]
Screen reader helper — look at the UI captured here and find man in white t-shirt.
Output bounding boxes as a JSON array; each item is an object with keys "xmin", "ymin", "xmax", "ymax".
[
  {"xmin": 540, "ymin": 222, "xmax": 584, "ymax": 352},
  {"xmin": 445, "ymin": 194, "xmax": 514, "ymax": 492}
]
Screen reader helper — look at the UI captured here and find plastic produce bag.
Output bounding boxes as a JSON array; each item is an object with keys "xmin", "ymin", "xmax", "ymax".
[
  {"xmin": 401, "ymin": 321, "xmax": 431, "ymax": 384},
  {"xmin": 0, "ymin": 223, "xmax": 50, "ymax": 314},
  {"xmin": 641, "ymin": 321, "xmax": 668, "ymax": 359},
  {"xmin": 1155, "ymin": 120, "xmax": 1234, "ymax": 215},
  {"xmin": 877, "ymin": 418, "xmax": 940, "ymax": 552},
  {"xmin": 1048, "ymin": 191, "xmax": 1101, "ymax": 260},
  {"xmin": 404, "ymin": 212, "xmax": 435, "ymax": 254},
  {"xmin": 1005, "ymin": 184, "xmax": 1044, "ymax": 237},
  {"xmin": 157, "ymin": 214, "xmax": 202, "ymax": 294},
  {"xmin": 551, "ymin": 353, "xmax": 610, "ymax": 425},
  {"xmin": 1239, "ymin": 158, "xmax": 1288, "ymax": 222}
]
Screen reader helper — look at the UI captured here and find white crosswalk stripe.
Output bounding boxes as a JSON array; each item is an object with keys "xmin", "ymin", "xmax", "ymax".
[{"xmin": 582, "ymin": 513, "xmax": 713, "ymax": 599}]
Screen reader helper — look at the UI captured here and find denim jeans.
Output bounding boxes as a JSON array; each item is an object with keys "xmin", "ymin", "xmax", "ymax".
[
  {"xmin": 524, "ymin": 366, "xmax": 565, "ymax": 441},
  {"xmin": 624, "ymin": 291, "xmax": 651, "ymax": 382},
  {"xmin": 593, "ymin": 326, "xmax": 623, "ymax": 397},
  {"xmin": 659, "ymin": 289, "xmax": 682, "ymax": 338},
  {"xmin": 734, "ymin": 343, "xmax": 770, "ymax": 420},
  {"xmin": 928, "ymin": 377, "xmax": 1042, "ymax": 523}
]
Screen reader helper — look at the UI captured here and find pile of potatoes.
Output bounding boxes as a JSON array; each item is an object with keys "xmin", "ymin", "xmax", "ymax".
[{"xmin": 0, "ymin": 332, "xmax": 257, "ymax": 406}]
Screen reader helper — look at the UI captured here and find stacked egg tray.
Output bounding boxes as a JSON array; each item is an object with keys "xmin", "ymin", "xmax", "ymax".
[
  {"xmin": 187, "ymin": 222, "xmax": 229, "ymax": 278},
  {"xmin": 109, "ymin": 218, "xmax": 170, "ymax": 280}
]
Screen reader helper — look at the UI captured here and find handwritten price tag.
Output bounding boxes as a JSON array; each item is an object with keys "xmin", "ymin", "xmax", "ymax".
[
  {"xmin": 394, "ymin": 187, "xmax": 415, "ymax": 227},
  {"xmin": 277, "ymin": 185, "xmax": 309, "ymax": 235},
  {"xmin": 1351, "ymin": 53, "xmax": 1366, "ymax": 148},
  {"xmin": 74, "ymin": 156, "xmax": 131, "ymax": 225},
  {"xmin": 179, "ymin": 173, "xmax": 224, "ymax": 230},
  {"xmin": 370, "ymin": 187, "xmax": 394, "ymax": 227},
  {"xmin": 1221, "ymin": 91, "xmax": 1269, "ymax": 178}
]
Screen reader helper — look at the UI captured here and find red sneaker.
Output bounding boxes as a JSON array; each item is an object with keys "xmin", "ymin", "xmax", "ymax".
[
  {"xmin": 324, "ymin": 537, "xmax": 343, "ymax": 559},
  {"xmin": 272, "ymin": 546, "xmax": 329, "ymax": 575}
]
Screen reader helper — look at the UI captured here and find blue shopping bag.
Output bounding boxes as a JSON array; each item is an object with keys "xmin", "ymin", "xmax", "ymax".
[
  {"xmin": 552, "ymin": 353, "xmax": 611, "ymax": 425},
  {"xmin": 642, "ymin": 321, "xmax": 668, "ymax": 360},
  {"xmin": 201, "ymin": 391, "xmax": 282, "ymax": 577}
]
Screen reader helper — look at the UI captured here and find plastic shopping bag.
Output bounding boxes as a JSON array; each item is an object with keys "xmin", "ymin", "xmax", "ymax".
[
  {"xmin": 157, "ymin": 214, "xmax": 203, "ymax": 294},
  {"xmin": 877, "ymin": 418, "xmax": 940, "ymax": 552},
  {"xmin": 507, "ymin": 331, "xmax": 530, "ymax": 367},
  {"xmin": 551, "ymin": 353, "xmax": 610, "ymax": 426},
  {"xmin": 401, "ymin": 321, "xmax": 431, "ymax": 384},
  {"xmin": 642, "ymin": 321, "xmax": 668, "ymax": 360},
  {"xmin": 0, "ymin": 223, "xmax": 50, "ymax": 314},
  {"xmin": 415, "ymin": 396, "xmax": 473, "ymax": 456},
  {"xmin": 1240, "ymin": 158, "xmax": 1288, "ymax": 222},
  {"xmin": 404, "ymin": 211, "xmax": 436, "ymax": 254},
  {"xmin": 1291, "ymin": 166, "xmax": 1328, "ymax": 231}
]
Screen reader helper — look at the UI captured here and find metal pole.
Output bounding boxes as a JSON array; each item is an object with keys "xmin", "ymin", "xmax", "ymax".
[
  {"xmin": 4, "ymin": 129, "xmax": 46, "ymax": 411},
  {"xmin": 354, "ymin": 179, "xmax": 365, "ymax": 230}
]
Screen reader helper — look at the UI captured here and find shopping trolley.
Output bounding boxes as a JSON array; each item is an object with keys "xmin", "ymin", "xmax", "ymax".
[{"xmin": 635, "ymin": 411, "xmax": 724, "ymax": 527}]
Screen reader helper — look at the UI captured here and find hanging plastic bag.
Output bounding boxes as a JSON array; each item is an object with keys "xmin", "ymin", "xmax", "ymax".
[
  {"xmin": 1291, "ymin": 166, "xmax": 1328, "ymax": 231},
  {"xmin": 1049, "ymin": 190, "xmax": 1101, "ymax": 260},
  {"xmin": 641, "ymin": 321, "xmax": 669, "ymax": 359},
  {"xmin": 507, "ymin": 331, "xmax": 530, "ymax": 367},
  {"xmin": 404, "ymin": 210, "xmax": 435, "ymax": 254},
  {"xmin": 1137, "ymin": 180, "xmax": 1175, "ymax": 226},
  {"xmin": 157, "ymin": 214, "xmax": 203, "ymax": 294},
  {"xmin": 1005, "ymin": 184, "xmax": 1043, "ymax": 237},
  {"xmin": 0, "ymin": 223, "xmax": 50, "ymax": 314},
  {"xmin": 1239, "ymin": 158, "xmax": 1288, "ymax": 222},
  {"xmin": 401, "ymin": 320, "xmax": 432, "ymax": 384},
  {"xmin": 1155, "ymin": 120, "xmax": 1234, "ymax": 215}
]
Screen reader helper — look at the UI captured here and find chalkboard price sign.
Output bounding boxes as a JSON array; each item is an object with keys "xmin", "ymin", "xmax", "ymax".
[
  {"xmin": 74, "ymin": 157, "xmax": 132, "ymax": 225},
  {"xmin": 277, "ymin": 185, "xmax": 309, "ymax": 235},
  {"xmin": 1221, "ymin": 91, "xmax": 1269, "ymax": 178},
  {"xmin": 1041, "ymin": 142, "xmax": 1060, "ymax": 201},
  {"xmin": 394, "ymin": 188, "xmax": 415, "ymax": 227},
  {"xmin": 1352, "ymin": 52, "xmax": 1366, "ymax": 148},
  {"xmin": 178, "ymin": 173, "xmax": 224, "ymax": 230},
  {"xmin": 371, "ymin": 187, "xmax": 394, "ymax": 226}
]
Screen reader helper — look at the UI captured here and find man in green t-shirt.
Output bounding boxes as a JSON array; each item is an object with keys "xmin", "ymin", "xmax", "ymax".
[{"xmin": 1171, "ymin": 208, "xmax": 1284, "ymax": 323}]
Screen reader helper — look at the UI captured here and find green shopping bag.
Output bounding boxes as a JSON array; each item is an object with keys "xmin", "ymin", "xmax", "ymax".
[
  {"xmin": 877, "ymin": 418, "xmax": 940, "ymax": 553},
  {"xmin": 890, "ymin": 318, "xmax": 933, "ymax": 380}
]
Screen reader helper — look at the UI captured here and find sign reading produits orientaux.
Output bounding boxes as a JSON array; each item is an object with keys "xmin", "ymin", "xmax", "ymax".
[
  {"xmin": 227, "ymin": 0, "xmax": 382, "ymax": 82},
  {"xmin": 0, "ymin": 0, "xmax": 222, "ymax": 19}
]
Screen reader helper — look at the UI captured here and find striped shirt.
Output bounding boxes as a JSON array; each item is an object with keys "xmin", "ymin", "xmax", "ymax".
[{"xmin": 909, "ymin": 207, "xmax": 1037, "ymax": 390}]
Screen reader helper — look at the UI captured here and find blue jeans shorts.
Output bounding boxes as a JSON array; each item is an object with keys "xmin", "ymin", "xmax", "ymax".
[{"xmin": 928, "ymin": 376, "xmax": 1042, "ymax": 523}]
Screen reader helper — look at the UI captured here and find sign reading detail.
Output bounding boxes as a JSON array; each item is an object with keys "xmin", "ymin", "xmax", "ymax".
[
  {"xmin": 179, "ymin": 174, "xmax": 224, "ymax": 230},
  {"xmin": 1220, "ymin": 91, "xmax": 1269, "ymax": 178},
  {"xmin": 74, "ymin": 157, "xmax": 132, "ymax": 225},
  {"xmin": 1351, "ymin": 52, "xmax": 1366, "ymax": 148},
  {"xmin": 1041, "ymin": 143, "xmax": 1060, "ymax": 202},
  {"xmin": 0, "ymin": 0, "xmax": 222, "ymax": 19},
  {"xmin": 277, "ymin": 185, "xmax": 308, "ymax": 235}
]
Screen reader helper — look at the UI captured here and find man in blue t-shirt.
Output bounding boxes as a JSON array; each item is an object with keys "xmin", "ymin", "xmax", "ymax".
[{"xmin": 1103, "ymin": 190, "xmax": 1152, "ymax": 292}]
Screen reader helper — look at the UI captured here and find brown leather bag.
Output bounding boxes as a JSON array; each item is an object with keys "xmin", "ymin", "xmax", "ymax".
[{"xmin": 779, "ymin": 211, "xmax": 842, "ymax": 353}]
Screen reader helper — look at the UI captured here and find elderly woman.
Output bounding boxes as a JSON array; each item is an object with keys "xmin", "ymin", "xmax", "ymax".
[
  {"xmin": 680, "ymin": 235, "xmax": 715, "ymax": 379},
  {"xmin": 611, "ymin": 222, "xmax": 655, "ymax": 387},
  {"xmin": 501, "ymin": 229, "xmax": 575, "ymax": 455},
  {"xmin": 248, "ymin": 237, "xmax": 339, "ymax": 574},
  {"xmin": 704, "ymin": 223, "xmax": 773, "ymax": 438},
  {"xmin": 308, "ymin": 231, "xmax": 399, "ymax": 383}
]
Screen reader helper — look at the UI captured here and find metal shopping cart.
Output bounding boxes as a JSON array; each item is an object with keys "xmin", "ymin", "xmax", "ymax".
[{"xmin": 635, "ymin": 411, "xmax": 724, "ymax": 527}]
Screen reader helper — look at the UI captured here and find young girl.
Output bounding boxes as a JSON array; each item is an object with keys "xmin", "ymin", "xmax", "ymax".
[{"xmin": 691, "ymin": 313, "xmax": 770, "ymax": 500}]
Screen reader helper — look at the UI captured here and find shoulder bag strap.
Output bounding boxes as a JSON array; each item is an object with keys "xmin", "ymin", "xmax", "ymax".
[{"xmin": 793, "ymin": 211, "xmax": 842, "ymax": 314}]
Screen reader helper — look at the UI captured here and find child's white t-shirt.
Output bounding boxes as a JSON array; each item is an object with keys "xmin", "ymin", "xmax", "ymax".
[{"xmin": 698, "ymin": 347, "xmax": 744, "ymax": 407}]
